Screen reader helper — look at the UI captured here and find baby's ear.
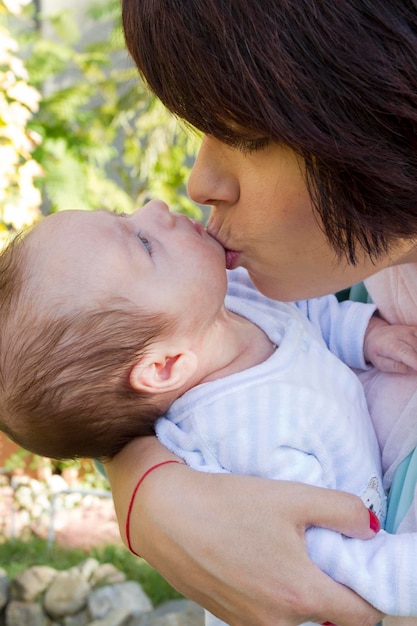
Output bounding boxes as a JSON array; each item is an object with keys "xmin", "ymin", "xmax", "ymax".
[{"xmin": 129, "ymin": 349, "xmax": 198, "ymax": 394}]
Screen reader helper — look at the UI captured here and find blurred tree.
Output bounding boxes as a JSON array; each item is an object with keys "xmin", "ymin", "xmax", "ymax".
[
  {"xmin": 0, "ymin": 0, "xmax": 201, "ymax": 243},
  {"xmin": 31, "ymin": 0, "xmax": 201, "ymax": 217},
  {"xmin": 0, "ymin": 0, "xmax": 43, "ymax": 245},
  {"xmin": 0, "ymin": 0, "xmax": 201, "ymax": 473}
]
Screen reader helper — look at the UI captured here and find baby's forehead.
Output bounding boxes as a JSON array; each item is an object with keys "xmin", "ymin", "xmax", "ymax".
[
  {"xmin": 24, "ymin": 210, "xmax": 121, "ymax": 309},
  {"xmin": 28, "ymin": 209, "xmax": 81, "ymax": 240},
  {"xmin": 27, "ymin": 210, "xmax": 108, "ymax": 260},
  {"xmin": 25, "ymin": 213, "xmax": 77, "ymax": 269},
  {"xmin": 24, "ymin": 212, "xmax": 72, "ymax": 262}
]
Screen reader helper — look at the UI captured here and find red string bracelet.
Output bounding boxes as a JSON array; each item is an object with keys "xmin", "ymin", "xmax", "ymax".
[{"xmin": 126, "ymin": 459, "xmax": 184, "ymax": 556}]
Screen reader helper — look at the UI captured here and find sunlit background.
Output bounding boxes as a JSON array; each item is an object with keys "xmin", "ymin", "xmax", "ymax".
[
  {"xmin": 0, "ymin": 5, "xmax": 204, "ymax": 612},
  {"xmin": 0, "ymin": 0, "xmax": 203, "ymax": 478},
  {"xmin": 0, "ymin": 0, "xmax": 202, "ymax": 250}
]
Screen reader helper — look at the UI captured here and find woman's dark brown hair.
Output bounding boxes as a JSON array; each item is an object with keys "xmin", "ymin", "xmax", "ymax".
[{"xmin": 122, "ymin": 0, "xmax": 417, "ymax": 263}]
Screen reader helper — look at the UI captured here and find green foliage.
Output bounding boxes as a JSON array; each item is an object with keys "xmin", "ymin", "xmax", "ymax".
[
  {"xmin": 0, "ymin": 0, "xmax": 42, "ymax": 237},
  {"xmin": 0, "ymin": 535, "xmax": 183, "ymax": 606},
  {"xmin": 5, "ymin": 0, "xmax": 201, "ymax": 218},
  {"xmin": 92, "ymin": 543, "xmax": 183, "ymax": 605},
  {"xmin": 3, "ymin": 448, "xmax": 31, "ymax": 473},
  {"xmin": 0, "ymin": 9, "xmax": 202, "ymax": 591}
]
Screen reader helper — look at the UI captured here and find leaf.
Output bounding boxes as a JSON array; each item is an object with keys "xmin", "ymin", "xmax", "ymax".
[{"xmin": 2, "ymin": 0, "xmax": 199, "ymax": 226}]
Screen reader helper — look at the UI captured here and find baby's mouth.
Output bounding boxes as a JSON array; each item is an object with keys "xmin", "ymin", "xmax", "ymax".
[
  {"xmin": 225, "ymin": 249, "xmax": 241, "ymax": 270},
  {"xmin": 190, "ymin": 219, "xmax": 204, "ymax": 236}
]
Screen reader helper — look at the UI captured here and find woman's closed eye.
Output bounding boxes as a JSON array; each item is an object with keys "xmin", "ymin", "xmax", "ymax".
[{"xmin": 229, "ymin": 136, "xmax": 271, "ymax": 155}]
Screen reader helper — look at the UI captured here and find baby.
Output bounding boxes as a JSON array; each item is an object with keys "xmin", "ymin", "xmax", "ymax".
[{"xmin": 2, "ymin": 201, "xmax": 417, "ymax": 621}]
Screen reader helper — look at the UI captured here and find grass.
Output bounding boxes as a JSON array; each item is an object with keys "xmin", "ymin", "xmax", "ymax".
[{"xmin": 0, "ymin": 534, "xmax": 183, "ymax": 607}]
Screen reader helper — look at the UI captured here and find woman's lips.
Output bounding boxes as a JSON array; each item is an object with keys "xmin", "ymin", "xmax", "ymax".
[
  {"xmin": 204, "ymin": 222, "xmax": 240, "ymax": 268},
  {"xmin": 225, "ymin": 249, "xmax": 240, "ymax": 269}
]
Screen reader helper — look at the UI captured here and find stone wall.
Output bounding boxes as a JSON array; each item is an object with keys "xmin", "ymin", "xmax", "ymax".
[{"xmin": 0, "ymin": 558, "xmax": 204, "ymax": 626}]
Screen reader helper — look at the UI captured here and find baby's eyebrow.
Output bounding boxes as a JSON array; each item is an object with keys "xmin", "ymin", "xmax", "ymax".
[
  {"xmin": 111, "ymin": 210, "xmax": 137, "ymax": 247},
  {"xmin": 97, "ymin": 208, "xmax": 128, "ymax": 217},
  {"xmin": 98, "ymin": 209, "xmax": 131, "ymax": 241}
]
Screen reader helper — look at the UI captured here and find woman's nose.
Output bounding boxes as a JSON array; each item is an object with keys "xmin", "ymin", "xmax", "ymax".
[{"xmin": 187, "ymin": 136, "xmax": 240, "ymax": 207}]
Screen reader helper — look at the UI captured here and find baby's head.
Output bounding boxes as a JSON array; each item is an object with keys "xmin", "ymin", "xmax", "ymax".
[
  {"xmin": 0, "ymin": 228, "xmax": 175, "ymax": 462},
  {"xmin": 0, "ymin": 202, "xmax": 226, "ymax": 461}
]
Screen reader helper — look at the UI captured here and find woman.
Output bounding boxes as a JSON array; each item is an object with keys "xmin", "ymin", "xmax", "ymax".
[{"xmin": 105, "ymin": 2, "xmax": 417, "ymax": 624}]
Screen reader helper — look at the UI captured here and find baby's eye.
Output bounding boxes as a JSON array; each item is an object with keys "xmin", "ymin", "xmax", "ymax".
[{"xmin": 137, "ymin": 233, "xmax": 152, "ymax": 254}]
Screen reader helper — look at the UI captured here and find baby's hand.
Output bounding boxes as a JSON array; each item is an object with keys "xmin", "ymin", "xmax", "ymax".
[{"xmin": 364, "ymin": 315, "xmax": 417, "ymax": 373}]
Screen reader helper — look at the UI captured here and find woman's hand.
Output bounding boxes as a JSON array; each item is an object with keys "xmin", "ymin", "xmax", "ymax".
[{"xmin": 105, "ymin": 437, "xmax": 382, "ymax": 626}]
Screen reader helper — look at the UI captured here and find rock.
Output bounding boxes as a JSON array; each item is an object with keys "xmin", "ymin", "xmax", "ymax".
[
  {"xmin": 76, "ymin": 559, "xmax": 100, "ymax": 582},
  {"xmin": 11, "ymin": 566, "xmax": 57, "ymax": 602},
  {"xmin": 0, "ymin": 569, "xmax": 10, "ymax": 610},
  {"xmin": 88, "ymin": 607, "xmax": 133, "ymax": 626},
  {"xmin": 88, "ymin": 582, "xmax": 153, "ymax": 620},
  {"xmin": 62, "ymin": 608, "xmax": 91, "ymax": 626},
  {"xmin": 133, "ymin": 599, "xmax": 205, "ymax": 626},
  {"xmin": 5, "ymin": 600, "xmax": 50, "ymax": 626},
  {"xmin": 90, "ymin": 563, "xmax": 126, "ymax": 588},
  {"xmin": 43, "ymin": 570, "xmax": 90, "ymax": 619},
  {"xmin": 1, "ymin": 560, "xmax": 203, "ymax": 626}
]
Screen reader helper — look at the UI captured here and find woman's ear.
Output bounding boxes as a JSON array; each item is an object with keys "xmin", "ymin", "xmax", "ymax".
[{"xmin": 129, "ymin": 349, "xmax": 198, "ymax": 394}]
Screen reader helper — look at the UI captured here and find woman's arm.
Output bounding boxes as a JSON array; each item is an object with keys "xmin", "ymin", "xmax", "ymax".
[{"xmin": 105, "ymin": 436, "xmax": 382, "ymax": 626}]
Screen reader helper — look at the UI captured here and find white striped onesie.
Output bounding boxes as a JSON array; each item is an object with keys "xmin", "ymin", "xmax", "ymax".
[{"xmin": 156, "ymin": 267, "xmax": 417, "ymax": 620}]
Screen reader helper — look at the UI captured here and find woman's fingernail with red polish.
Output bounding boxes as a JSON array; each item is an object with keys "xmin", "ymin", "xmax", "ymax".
[
  {"xmin": 322, "ymin": 622, "xmax": 337, "ymax": 625},
  {"xmin": 369, "ymin": 509, "xmax": 380, "ymax": 533}
]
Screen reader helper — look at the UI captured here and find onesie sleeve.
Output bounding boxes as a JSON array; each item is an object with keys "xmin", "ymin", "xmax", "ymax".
[
  {"xmin": 155, "ymin": 412, "xmax": 231, "ymax": 474},
  {"xmin": 297, "ymin": 294, "xmax": 377, "ymax": 369},
  {"xmin": 307, "ymin": 526, "xmax": 417, "ymax": 616}
]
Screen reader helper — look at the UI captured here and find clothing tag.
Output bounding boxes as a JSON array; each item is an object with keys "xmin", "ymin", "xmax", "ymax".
[{"xmin": 360, "ymin": 475, "xmax": 386, "ymax": 523}]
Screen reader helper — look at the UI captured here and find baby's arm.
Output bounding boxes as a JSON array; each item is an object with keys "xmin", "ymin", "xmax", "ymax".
[
  {"xmin": 364, "ymin": 316, "xmax": 417, "ymax": 373},
  {"xmin": 307, "ymin": 525, "xmax": 417, "ymax": 617}
]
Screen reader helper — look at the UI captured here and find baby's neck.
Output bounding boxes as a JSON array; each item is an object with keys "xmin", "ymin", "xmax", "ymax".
[
  {"xmin": 155, "ymin": 312, "xmax": 276, "ymax": 415},
  {"xmin": 200, "ymin": 312, "xmax": 276, "ymax": 384}
]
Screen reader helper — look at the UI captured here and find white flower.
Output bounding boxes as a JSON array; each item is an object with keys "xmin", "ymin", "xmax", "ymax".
[
  {"xmin": 1, "ymin": 100, "xmax": 33, "ymax": 129},
  {"xmin": 0, "ymin": 3, "xmax": 43, "ymax": 239},
  {"xmin": 0, "ymin": 145, "xmax": 19, "ymax": 172},
  {"xmin": 3, "ymin": 192, "xmax": 42, "ymax": 230},
  {"xmin": 2, "ymin": 0, "xmax": 32, "ymax": 16},
  {"xmin": 0, "ymin": 27, "xmax": 19, "ymax": 54},
  {"xmin": 7, "ymin": 81, "xmax": 40, "ymax": 111},
  {"xmin": 0, "ymin": 125, "xmax": 33, "ymax": 154}
]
